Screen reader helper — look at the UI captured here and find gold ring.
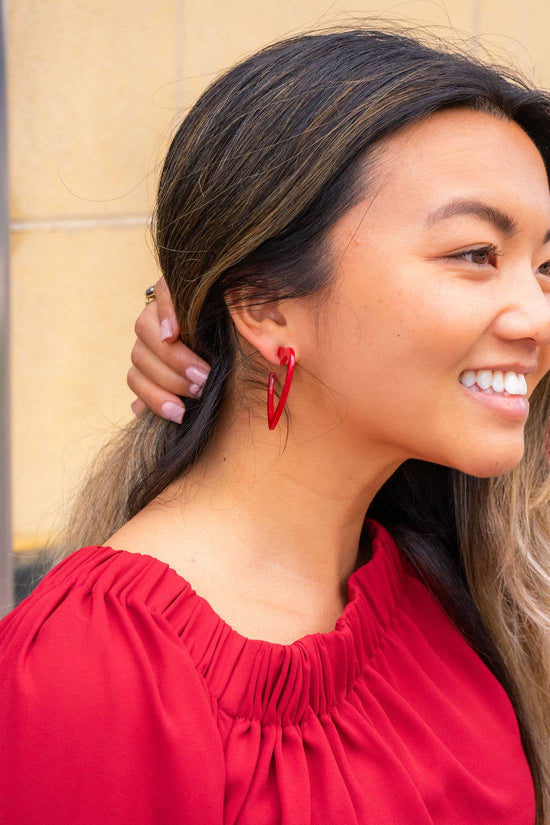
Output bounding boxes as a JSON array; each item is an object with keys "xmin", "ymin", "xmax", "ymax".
[{"xmin": 145, "ymin": 285, "xmax": 156, "ymax": 305}]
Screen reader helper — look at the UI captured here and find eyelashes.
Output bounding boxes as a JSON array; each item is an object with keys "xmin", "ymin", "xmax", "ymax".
[
  {"xmin": 447, "ymin": 244, "xmax": 501, "ymax": 267},
  {"xmin": 446, "ymin": 244, "xmax": 550, "ymax": 278}
]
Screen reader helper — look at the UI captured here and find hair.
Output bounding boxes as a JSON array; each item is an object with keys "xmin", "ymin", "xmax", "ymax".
[{"xmin": 53, "ymin": 27, "xmax": 550, "ymax": 821}]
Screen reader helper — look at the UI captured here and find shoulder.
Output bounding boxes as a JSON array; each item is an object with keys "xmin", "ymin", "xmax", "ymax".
[
  {"xmin": 0, "ymin": 545, "xmax": 219, "ymax": 720},
  {"xmin": 0, "ymin": 546, "xmax": 225, "ymax": 823},
  {"xmin": 0, "ymin": 545, "xmax": 211, "ymax": 701}
]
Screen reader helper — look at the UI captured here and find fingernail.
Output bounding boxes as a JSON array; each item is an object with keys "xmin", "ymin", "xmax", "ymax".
[
  {"xmin": 161, "ymin": 401, "xmax": 185, "ymax": 424},
  {"xmin": 188, "ymin": 383, "xmax": 203, "ymax": 398},
  {"xmin": 160, "ymin": 319, "xmax": 173, "ymax": 342},
  {"xmin": 185, "ymin": 365, "xmax": 209, "ymax": 384},
  {"xmin": 130, "ymin": 400, "xmax": 142, "ymax": 416}
]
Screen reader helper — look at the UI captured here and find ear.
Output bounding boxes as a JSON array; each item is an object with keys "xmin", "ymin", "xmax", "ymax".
[{"xmin": 227, "ymin": 297, "xmax": 295, "ymax": 365}]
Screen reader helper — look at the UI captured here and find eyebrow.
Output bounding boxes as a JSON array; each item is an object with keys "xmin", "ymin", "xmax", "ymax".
[{"xmin": 425, "ymin": 197, "xmax": 520, "ymax": 236}]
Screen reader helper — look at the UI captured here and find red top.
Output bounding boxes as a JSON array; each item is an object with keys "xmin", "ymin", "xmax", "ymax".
[{"xmin": 0, "ymin": 521, "xmax": 534, "ymax": 824}]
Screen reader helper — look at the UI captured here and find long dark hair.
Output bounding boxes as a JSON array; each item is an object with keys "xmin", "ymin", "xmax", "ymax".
[{"xmin": 57, "ymin": 28, "xmax": 550, "ymax": 819}]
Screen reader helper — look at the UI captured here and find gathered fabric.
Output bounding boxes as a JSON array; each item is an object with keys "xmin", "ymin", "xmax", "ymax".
[{"xmin": 0, "ymin": 521, "xmax": 534, "ymax": 824}]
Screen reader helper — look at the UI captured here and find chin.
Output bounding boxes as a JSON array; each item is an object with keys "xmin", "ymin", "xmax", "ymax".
[
  {"xmin": 452, "ymin": 444, "xmax": 525, "ymax": 478},
  {"xmin": 436, "ymin": 427, "xmax": 525, "ymax": 478}
]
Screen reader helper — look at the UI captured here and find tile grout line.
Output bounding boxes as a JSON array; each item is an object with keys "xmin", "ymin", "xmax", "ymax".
[{"xmin": 10, "ymin": 214, "xmax": 150, "ymax": 232}]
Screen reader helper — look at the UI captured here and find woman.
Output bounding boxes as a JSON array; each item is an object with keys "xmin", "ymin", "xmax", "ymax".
[{"xmin": 1, "ymin": 26, "xmax": 550, "ymax": 825}]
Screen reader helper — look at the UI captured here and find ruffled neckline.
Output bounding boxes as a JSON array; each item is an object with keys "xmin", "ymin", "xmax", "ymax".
[{"xmin": 48, "ymin": 520, "xmax": 409, "ymax": 725}]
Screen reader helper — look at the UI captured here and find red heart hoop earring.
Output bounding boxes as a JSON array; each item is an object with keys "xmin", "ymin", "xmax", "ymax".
[{"xmin": 267, "ymin": 347, "xmax": 296, "ymax": 430}]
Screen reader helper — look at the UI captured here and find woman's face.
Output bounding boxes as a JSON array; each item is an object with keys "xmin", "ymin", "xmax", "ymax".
[{"xmin": 304, "ymin": 108, "xmax": 550, "ymax": 477}]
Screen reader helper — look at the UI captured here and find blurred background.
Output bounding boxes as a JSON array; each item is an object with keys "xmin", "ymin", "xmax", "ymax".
[{"xmin": 2, "ymin": 0, "xmax": 550, "ymax": 614}]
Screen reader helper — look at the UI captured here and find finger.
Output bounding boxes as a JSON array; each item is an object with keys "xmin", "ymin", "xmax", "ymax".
[
  {"xmin": 134, "ymin": 305, "xmax": 211, "ymax": 386},
  {"xmin": 131, "ymin": 339, "xmax": 197, "ymax": 398},
  {"xmin": 127, "ymin": 366, "xmax": 186, "ymax": 424},
  {"xmin": 154, "ymin": 276, "xmax": 180, "ymax": 342},
  {"xmin": 130, "ymin": 398, "xmax": 147, "ymax": 416}
]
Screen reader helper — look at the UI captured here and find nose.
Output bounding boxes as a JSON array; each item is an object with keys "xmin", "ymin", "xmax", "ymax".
[{"xmin": 493, "ymin": 269, "xmax": 550, "ymax": 347}]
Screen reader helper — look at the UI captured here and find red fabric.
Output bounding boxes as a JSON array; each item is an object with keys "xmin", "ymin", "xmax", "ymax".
[{"xmin": 0, "ymin": 521, "xmax": 535, "ymax": 824}]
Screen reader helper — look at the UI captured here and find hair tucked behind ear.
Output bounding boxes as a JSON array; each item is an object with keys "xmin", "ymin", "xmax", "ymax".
[{"xmin": 52, "ymin": 26, "xmax": 550, "ymax": 820}]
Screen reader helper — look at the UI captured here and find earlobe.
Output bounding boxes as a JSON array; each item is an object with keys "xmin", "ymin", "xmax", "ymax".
[{"xmin": 227, "ymin": 294, "xmax": 299, "ymax": 428}]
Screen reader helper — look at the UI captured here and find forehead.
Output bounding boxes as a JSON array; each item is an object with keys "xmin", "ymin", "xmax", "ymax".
[{"xmin": 362, "ymin": 108, "xmax": 550, "ymax": 225}]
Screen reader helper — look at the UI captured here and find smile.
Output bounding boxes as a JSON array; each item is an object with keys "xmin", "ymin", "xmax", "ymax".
[{"xmin": 459, "ymin": 369, "xmax": 528, "ymax": 396}]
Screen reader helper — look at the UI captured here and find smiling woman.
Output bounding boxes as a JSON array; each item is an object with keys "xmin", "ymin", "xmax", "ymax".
[
  {"xmin": 2, "ymin": 26, "xmax": 550, "ymax": 825},
  {"xmin": 296, "ymin": 109, "xmax": 550, "ymax": 481}
]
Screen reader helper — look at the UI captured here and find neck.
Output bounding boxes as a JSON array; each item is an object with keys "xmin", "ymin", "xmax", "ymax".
[{"xmin": 156, "ymin": 398, "xmax": 402, "ymax": 600}]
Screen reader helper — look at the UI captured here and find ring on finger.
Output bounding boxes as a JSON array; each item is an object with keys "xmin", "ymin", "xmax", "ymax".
[{"xmin": 145, "ymin": 285, "xmax": 156, "ymax": 305}]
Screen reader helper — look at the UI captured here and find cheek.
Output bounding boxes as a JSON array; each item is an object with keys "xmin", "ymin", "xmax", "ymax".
[
  {"xmin": 533, "ymin": 345, "xmax": 550, "ymax": 391},
  {"xmin": 316, "ymin": 266, "xmax": 492, "ymax": 398},
  {"xmin": 348, "ymin": 299, "xmax": 478, "ymax": 378}
]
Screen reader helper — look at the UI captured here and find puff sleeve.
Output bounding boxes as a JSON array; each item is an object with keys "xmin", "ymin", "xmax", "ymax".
[{"xmin": 0, "ymin": 554, "xmax": 225, "ymax": 825}]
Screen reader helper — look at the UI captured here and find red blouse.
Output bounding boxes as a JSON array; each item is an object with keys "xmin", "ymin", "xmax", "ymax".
[{"xmin": 0, "ymin": 521, "xmax": 534, "ymax": 824}]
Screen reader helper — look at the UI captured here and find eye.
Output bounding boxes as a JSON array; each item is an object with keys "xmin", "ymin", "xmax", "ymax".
[
  {"xmin": 448, "ymin": 244, "xmax": 500, "ymax": 267},
  {"xmin": 538, "ymin": 260, "xmax": 550, "ymax": 278}
]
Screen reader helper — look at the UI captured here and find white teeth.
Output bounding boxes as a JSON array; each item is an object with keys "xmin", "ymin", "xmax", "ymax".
[
  {"xmin": 491, "ymin": 370, "xmax": 504, "ymax": 393},
  {"xmin": 461, "ymin": 370, "xmax": 476, "ymax": 388},
  {"xmin": 504, "ymin": 372, "xmax": 520, "ymax": 394},
  {"xmin": 519, "ymin": 374, "xmax": 528, "ymax": 394},
  {"xmin": 476, "ymin": 370, "xmax": 493, "ymax": 390},
  {"xmin": 459, "ymin": 369, "xmax": 528, "ymax": 396}
]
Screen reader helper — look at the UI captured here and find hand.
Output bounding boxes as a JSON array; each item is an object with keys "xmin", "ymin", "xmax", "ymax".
[{"xmin": 128, "ymin": 277, "xmax": 211, "ymax": 423}]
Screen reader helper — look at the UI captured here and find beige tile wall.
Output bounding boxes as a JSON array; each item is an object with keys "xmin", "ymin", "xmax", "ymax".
[
  {"xmin": 10, "ymin": 224, "xmax": 156, "ymax": 544},
  {"xmin": 8, "ymin": 0, "xmax": 550, "ymax": 550},
  {"xmin": 478, "ymin": 0, "xmax": 550, "ymax": 86}
]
